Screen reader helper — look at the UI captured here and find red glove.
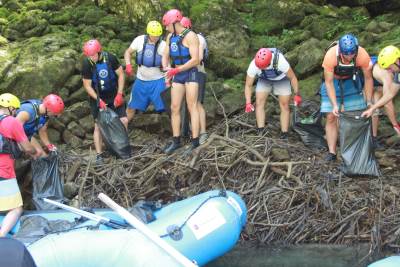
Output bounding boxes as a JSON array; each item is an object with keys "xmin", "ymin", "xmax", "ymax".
[
  {"xmin": 125, "ymin": 64, "xmax": 133, "ymax": 76},
  {"xmin": 114, "ymin": 93, "xmax": 124, "ymax": 108},
  {"xmin": 294, "ymin": 94, "xmax": 302, "ymax": 106},
  {"xmin": 166, "ymin": 68, "xmax": 180, "ymax": 79},
  {"xmin": 245, "ymin": 103, "xmax": 255, "ymax": 113},
  {"xmin": 46, "ymin": 144, "xmax": 57, "ymax": 152},
  {"xmin": 99, "ymin": 99, "xmax": 107, "ymax": 110}
]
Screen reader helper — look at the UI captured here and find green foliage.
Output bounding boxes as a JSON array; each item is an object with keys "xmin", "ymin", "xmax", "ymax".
[
  {"xmin": 26, "ymin": 0, "xmax": 60, "ymax": 11},
  {"xmin": 0, "ymin": 8, "xmax": 11, "ymax": 18}
]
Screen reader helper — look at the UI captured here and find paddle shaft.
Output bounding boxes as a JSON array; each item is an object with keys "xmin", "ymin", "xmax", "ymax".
[
  {"xmin": 42, "ymin": 198, "xmax": 128, "ymax": 229},
  {"xmin": 98, "ymin": 193, "xmax": 197, "ymax": 267}
]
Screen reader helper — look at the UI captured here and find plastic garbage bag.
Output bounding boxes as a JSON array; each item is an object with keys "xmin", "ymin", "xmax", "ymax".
[
  {"xmin": 32, "ymin": 152, "xmax": 64, "ymax": 210},
  {"xmin": 339, "ymin": 111, "xmax": 381, "ymax": 177},
  {"xmin": 292, "ymin": 100, "xmax": 327, "ymax": 150},
  {"xmin": 0, "ymin": 237, "xmax": 37, "ymax": 267},
  {"xmin": 97, "ymin": 109, "xmax": 131, "ymax": 159}
]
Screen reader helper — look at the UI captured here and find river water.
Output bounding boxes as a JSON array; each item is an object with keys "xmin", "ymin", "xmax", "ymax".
[{"xmin": 207, "ymin": 244, "xmax": 373, "ymax": 267}]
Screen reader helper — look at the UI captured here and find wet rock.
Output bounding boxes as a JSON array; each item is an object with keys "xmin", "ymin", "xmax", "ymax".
[
  {"xmin": 64, "ymin": 75, "xmax": 82, "ymax": 93},
  {"xmin": 79, "ymin": 115, "xmax": 94, "ymax": 133},
  {"xmin": 68, "ymin": 101, "xmax": 91, "ymax": 119},
  {"xmin": 47, "ymin": 128, "xmax": 61, "ymax": 143},
  {"xmin": 67, "ymin": 121, "xmax": 86, "ymax": 138},
  {"xmin": 64, "ymin": 182, "xmax": 79, "ymax": 199},
  {"xmin": 62, "ymin": 129, "xmax": 83, "ymax": 147}
]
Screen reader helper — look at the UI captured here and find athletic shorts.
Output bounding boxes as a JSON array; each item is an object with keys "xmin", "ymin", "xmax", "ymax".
[
  {"xmin": 0, "ymin": 178, "xmax": 23, "ymax": 211},
  {"xmin": 255, "ymin": 77, "xmax": 291, "ymax": 95},
  {"xmin": 320, "ymin": 79, "xmax": 366, "ymax": 113},
  {"xmin": 128, "ymin": 78, "xmax": 166, "ymax": 112},
  {"xmin": 172, "ymin": 67, "xmax": 199, "ymax": 84}
]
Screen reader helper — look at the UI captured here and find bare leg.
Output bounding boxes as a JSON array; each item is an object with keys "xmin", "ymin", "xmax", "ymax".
[
  {"xmin": 126, "ymin": 108, "xmax": 136, "ymax": 122},
  {"xmin": 278, "ymin": 95, "xmax": 291, "ymax": 132},
  {"xmin": 255, "ymin": 91, "xmax": 268, "ymax": 128},
  {"xmin": 325, "ymin": 113, "xmax": 338, "ymax": 154},
  {"xmin": 198, "ymin": 103, "xmax": 207, "ymax": 134},
  {"xmin": 170, "ymin": 83, "xmax": 186, "ymax": 137},
  {"xmin": 0, "ymin": 206, "xmax": 23, "ymax": 237},
  {"xmin": 185, "ymin": 82, "xmax": 200, "ymax": 139},
  {"xmin": 93, "ymin": 123, "xmax": 102, "ymax": 154}
]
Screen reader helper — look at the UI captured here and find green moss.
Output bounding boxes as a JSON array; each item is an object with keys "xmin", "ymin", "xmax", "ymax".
[
  {"xmin": 0, "ymin": 8, "xmax": 11, "ymax": 18},
  {"xmin": 26, "ymin": 0, "xmax": 60, "ymax": 11}
]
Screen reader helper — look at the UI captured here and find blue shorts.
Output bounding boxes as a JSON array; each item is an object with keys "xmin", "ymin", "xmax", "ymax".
[
  {"xmin": 128, "ymin": 78, "xmax": 166, "ymax": 112},
  {"xmin": 320, "ymin": 78, "xmax": 366, "ymax": 113},
  {"xmin": 172, "ymin": 67, "xmax": 199, "ymax": 84}
]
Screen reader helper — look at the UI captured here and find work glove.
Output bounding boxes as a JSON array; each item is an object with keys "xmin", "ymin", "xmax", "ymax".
[
  {"xmin": 125, "ymin": 64, "xmax": 133, "ymax": 76},
  {"xmin": 46, "ymin": 144, "xmax": 57, "ymax": 152},
  {"xmin": 245, "ymin": 103, "xmax": 255, "ymax": 113},
  {"xmin": 166, "ymin": 68, "xmax": 180, "ymax": 79},
  {"xmin": 294, "ymin": 94, "xmax": 302, "ymax": 106},
  {"xmin": 113, "ymin": 93, "xmax": 124, "ymax": 108},
  {"xmin": 99, "ymin": 99, "xmax": 107, "ymax": 110}
]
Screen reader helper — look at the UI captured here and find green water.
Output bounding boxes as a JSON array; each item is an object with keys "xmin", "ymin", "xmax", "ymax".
[{"xmin": 207, "ymin": 244, "xmax": 371, "ymax": 267}]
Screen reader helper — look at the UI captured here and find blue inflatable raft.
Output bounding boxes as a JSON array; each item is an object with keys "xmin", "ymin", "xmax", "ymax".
[
  {"xmin": 0, "ymin": 190, "xmax": 247, "ymax": 267},
  {"xmin": 368, "ymin": 256, "xmax": 400, "ymax": 267}
]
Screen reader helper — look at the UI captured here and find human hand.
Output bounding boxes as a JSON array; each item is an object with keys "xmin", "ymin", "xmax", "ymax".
[
  {"xmin": 166, "ymin": 68, "xmax": 180, "ymax": 79},
  {"xmin": 99, "ymin": 99, "xmax": 107, "ymax": 110},
  {"xmin": 361, "ymin": 108, "xmax": 374, "ymax": 118},
  {"xmin": 46, "ymin": 144, "xmax": 57, "ymax": 152},
  {"xmin": 294, "ymin": 94, "xmax": 302, "ymax": 106},
  {"xmin": 332, "ymin": 105, "xmax": 339, "ymax": 117}
]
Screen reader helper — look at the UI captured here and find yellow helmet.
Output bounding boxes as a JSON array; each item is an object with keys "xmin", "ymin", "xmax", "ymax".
[
  {"xmin": 146, "ymin": 21, "xmax": 163, "ymax": 37},
  {"xmin": 378, "ymin": 45, "xmax": 400, "ymax": 69},
  {"xmin": 0, "ymin": 93, "xmax": 21, "ymax": 108}
]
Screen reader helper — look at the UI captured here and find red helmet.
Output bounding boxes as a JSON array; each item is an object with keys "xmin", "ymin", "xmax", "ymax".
[
  {"xmin": 254, "ymin": 48, "xmax": 272, "ymax": 69},
  {"xmin": 180, "ymin": 17, "xmax": 192, "ymax": 28},
  {"xmin": 162, "ymin": 9, "xmax": 183, "ymax": 26},
  {"xmin": 83, "ymin": 39, "xmax": 102, "ymax": 57},
  {"xmin": 43, "ymin": 94, "xmax": 64, "ymax": 115}
]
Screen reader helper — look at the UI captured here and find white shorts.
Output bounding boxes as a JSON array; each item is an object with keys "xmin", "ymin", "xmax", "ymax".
[{"xmin": 255, "ymin": 78, "xmax": 292, "ymax": 95}]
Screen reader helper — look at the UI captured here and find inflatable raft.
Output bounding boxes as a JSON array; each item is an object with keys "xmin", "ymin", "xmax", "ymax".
[
  {"xmin": 368, "ymin": 256, "xmax": 400, "ymax": 267},
  {"xmin": 1, "ymin": 190, "xmax": 247, "ymax": 267}
]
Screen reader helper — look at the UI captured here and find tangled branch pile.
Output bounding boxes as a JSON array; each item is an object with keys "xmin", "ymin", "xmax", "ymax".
[{"xmin": 59, "ymin": 111, "xmax": 400, "ymax": 255}]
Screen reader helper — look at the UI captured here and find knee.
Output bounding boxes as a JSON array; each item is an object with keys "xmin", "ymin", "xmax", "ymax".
[
  {"xmin": 326, "ymin": 115, "xmax": 337, "ymax": 124},
  {"xmin": 280, "ymin": 102, "xmax": 290, "ymax": 111},
  {"xmin": 170, "ymin": 104, "xmax": 180, "ymax": 114}
]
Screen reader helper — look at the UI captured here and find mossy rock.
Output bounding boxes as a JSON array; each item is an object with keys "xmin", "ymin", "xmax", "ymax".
[
  {"xmin": 49, "ymin": 10, "xmax": 72, "ymax": 25},
  {"xmin": 0, "ymin": 8, "xmax": 11, "ymax": 19},
  {"xmin": 299, "ymin": 73, "xmax": 322, "ymax": 98},
  {"xmin": 81, "ymin": 8, "xmax": 108, "ymax": 25},
  {"xmin": 3, "ymin": 0, "xmax": 22, "ymax": 12},
  {"xmin": 26, "ymin": 0, "xmax": 60, "ymax": 11},
  {"xmin": 0, "ymin": 35, "xmax": 8, "ymax": 46}
]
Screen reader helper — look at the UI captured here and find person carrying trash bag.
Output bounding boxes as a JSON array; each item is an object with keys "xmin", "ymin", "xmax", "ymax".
[
  {"xmin": 320, "ymin": 34, "xmax": 374, "ymax": 161},
  {"xmin": 82, "ymin": 39, "xmax": 131, "ymax": 163},
  {"xmin": 16, "ymin": 94, "xmax": 64, "ymax": 157},
  {"xmin": 0, "ymin": 93, "xmax": 38, "ymax": 237},
  {"xmin": 292, "ymin": 99, "xmax": 327, "ymax": 150}
]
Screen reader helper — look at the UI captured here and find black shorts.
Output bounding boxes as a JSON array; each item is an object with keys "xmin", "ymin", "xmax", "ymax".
[
  {"xmin": 89, "ymin": 97, "xmax": 127, "ymax": 121},
  {"xmin": 197, "ymin": 72, "xmax": 207, "ymax": 104}
]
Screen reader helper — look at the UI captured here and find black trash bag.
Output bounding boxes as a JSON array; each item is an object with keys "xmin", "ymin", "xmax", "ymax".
[
  {"xmin": 97, "ymin": 109, "xmax": 131, "ymax": 159},
  {"xmin": 0, "ymin": 237, "xmax": 37, "ymax": 267},
  {"xmin": 339, "ymin": 111, "xmax": 381, "ymax": 177},
  {"xmin": 292, "ymin": 100, "xmax": 327, "ymax": 150},
  {"xmin": 127, "ymin": 200, "xmax": 162, "ymax": 224},
  {"xmin": 32, "ymin": 152, "xmax": 64, "ymax": 210},
  {"xmin": 14, "ymin": 215, "xmax": 74, "ymax": 244}
]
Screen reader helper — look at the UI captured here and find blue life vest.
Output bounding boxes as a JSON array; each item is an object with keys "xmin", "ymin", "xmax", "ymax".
[
  {"xmin": 259, "ymin": 48, "xmax": 283, "ymax": 80},
  {"xmin": 136, "ymin": 35, "xmax": 162, "ymax": 68},
  {"xmin": 371, "ymin": 55, "xmax": 378, "ymax": 66},
  {"xmin": 91, "ymin": 52, "xmax": 117, "ymax": 95},
  {"xmin": 170, "ymin": 29, "xmax": 191, "ymax": 66},
  {"xmin": 16, "ymin": 99, "xmax": 48, "ymax": 138}
]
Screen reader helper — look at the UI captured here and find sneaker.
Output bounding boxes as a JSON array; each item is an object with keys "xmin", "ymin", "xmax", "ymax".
[
  {"xmin": 199, "ymin": 132, "xmax": 209, "ymax": 145},
  {"xmin": 280, "ymin": 132, "xmax": 289, "ymax": 140},
  {"xmin": 95, "ymin": 154, "xmax": 104, "ymax": 165},
  {"xmin": 324, "ymin": 152, "xmax": 337, "ymax": 162},
  {"xmin": 163, "ymin": 141, "xmax": 181, "ymax": 155},
  {"xmin": 393, "ymin": 123, "xmax": 400, "ymax": 136}
]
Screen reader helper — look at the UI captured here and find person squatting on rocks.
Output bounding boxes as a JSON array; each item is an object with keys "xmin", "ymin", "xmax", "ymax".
[
  {"xmin": 161, "ymin": 9, "xmax": 201, "ymax": 155},
  {"xmin": 16, "ymin": 94, "xmax": 64, "ymax": 157},
  {"xmin": 81, "ymin": 39, "xmax": 127, "ymax": 164},
  {"xmin": 180, "ymin": 16, "xmax": 209, "ymax": 145},
  {"xmin": 0, "ymin": 93, "xmax": 38, "ymax": 237},
  {"xmin": 319, "ymin": 34, "xmax": 373, "ymax": 161},
  {"xmin": 244, "ymin": 47, "xmax": 301, "ymax": 139},
  {"xmin": 124, "ymin": 21, "xmax": 167, "ymax": 122}
]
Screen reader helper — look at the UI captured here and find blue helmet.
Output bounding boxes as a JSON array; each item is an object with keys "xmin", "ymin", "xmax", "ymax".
[{"xmin": 339, "ymin": 34, "xmax": 358, "ymax": 55}]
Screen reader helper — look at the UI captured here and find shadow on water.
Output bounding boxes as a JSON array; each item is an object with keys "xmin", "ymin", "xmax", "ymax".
[{"xmin": 206, "ymin": 243, "xmax": 371, "ymax": 267}]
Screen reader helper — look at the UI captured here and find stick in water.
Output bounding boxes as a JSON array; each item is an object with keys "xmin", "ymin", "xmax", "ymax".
[{"xmin": 98, "ymin": 193, "xmax": 197, "ymax": 267}]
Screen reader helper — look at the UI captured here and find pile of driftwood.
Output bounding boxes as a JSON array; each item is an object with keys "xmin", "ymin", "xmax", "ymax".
[{"xmin": 59, "ymin": 110, "xmax": 400, "ymax": 257}]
